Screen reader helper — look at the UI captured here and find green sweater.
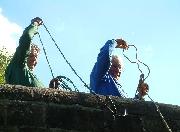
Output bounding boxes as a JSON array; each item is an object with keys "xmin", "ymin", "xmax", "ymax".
[{"xmin": 5, "ymin": 23, "xmax": 44, "ymax": 88}]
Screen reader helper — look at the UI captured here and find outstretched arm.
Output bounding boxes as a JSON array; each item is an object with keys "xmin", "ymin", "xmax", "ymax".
[
  {"xmin": 91, "ymin": 40, "xmax": 116, "ymax": 82},
  {"xmin": 14, "ymin": 17, "xmax": 43, "ymax": 66}
]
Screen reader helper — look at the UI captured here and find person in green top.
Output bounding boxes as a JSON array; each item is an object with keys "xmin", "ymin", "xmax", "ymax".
[{"xmin": 5, "ymin": 17, "xmax": 44, "ymax": 88}]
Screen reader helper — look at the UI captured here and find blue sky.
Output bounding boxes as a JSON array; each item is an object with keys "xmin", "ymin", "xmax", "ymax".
[{"xmin": 0, "ymin": 0, "xmax": 180, "ymax": 106}]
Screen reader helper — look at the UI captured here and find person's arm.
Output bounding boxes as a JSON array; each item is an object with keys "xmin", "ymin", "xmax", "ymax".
[
  {"xmin": 90, "ymin": 39, "xmax": 117, "ymax": 83},
  {"xmin": 13, "ymin": 17, "xmax": 43, "ymax": 66},
  {"xmin": 92, "ymin": 38, "xmax": 128, "ymax": 78}
]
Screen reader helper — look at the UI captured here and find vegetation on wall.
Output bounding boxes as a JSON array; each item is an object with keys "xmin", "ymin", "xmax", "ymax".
[{"xmin": 0, "ymin": 47, "xmax": 12, "ymax": 84}]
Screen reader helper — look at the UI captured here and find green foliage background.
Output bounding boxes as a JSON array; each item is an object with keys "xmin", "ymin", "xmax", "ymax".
[{"xmin": 0, "ymin": 47, "xmax": 12, "ymax": 84}]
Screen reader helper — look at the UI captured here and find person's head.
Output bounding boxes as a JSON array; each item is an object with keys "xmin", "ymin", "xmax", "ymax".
[
  {"xmin": 27, "ymin": 44, "xmax": 40, "ymax": 70},
  {"xmin": 109, "ymin": 55, "xmax": 123, "ymax": 80},
  {"xmin": 138, "ymin": 83, "xmax": 149, "ymax": 97}
]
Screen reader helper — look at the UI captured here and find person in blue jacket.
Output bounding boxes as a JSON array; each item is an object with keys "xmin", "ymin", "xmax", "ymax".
[{"xmin": 90, "ymin": 38, "xmax": 128, "ymax": 97}]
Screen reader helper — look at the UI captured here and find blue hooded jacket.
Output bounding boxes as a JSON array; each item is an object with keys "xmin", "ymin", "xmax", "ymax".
[{"xmin": 90, "ymin": 39, "xmax": 122, "ymax": 97}]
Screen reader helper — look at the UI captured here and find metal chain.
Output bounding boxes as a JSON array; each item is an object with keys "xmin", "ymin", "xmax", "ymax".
[
  {"xmin": 147, "ymin": 94, "xmax": 172, "ymax": 132},
  {"xmin": 95, "ymin": 93, "xmax": 119, "ymax": 120},
  {"xmin": 41, "ymin": 23, "xmax": 119, "ymax": 120},
  {"xmin": 40, "ymin": 24, "xmax": 115, "ymax": 113},
  {"xmin": 122, "ymin": 44, "xmax": 151, "ymax": 98},
  {"xmin": 115, "ymin": 79, "xmax": 128, "ymax": 98},
  {"xmin": 38, "ymin": 32, "xmax": 79, "ymax": 92},
  {"xmin": 135, "ymin": 73, "xmax": 145, "ymax": 97},
  {"xmin": 123, "ymin": 45, "xmax": 150, "ymax": 81},
  {"xmin": 42, "ymin": 23, "xmax": 90, "ymax": 90},
  {"xmin": 38, "ymin": 27, "xmax": 172, "ymax": 131},
  {"xmin": 37, "ymin": 32, "xmax": 55, "ymax": 79},
  {"xmin": 56, "ymin": 75, "xmax": 79, "ymax": 92},
  {"xmin": 123, "ymin": 45, "xmax": 172, "ymax": 132}
]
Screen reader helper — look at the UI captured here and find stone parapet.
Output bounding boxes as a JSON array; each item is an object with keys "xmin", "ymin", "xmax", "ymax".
[{"xmin": 0, "ymin": 84, "xmax": 180, "ymax": 132}]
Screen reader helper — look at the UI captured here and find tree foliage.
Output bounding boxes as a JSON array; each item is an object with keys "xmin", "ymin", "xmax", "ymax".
[{"xmin": 0, "ymin": 47, "xmax": 12, "ymax": 84}]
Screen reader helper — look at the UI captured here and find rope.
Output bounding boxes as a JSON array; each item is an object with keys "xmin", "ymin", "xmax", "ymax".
[{"xmin": 147, "ymin": 94, "xmax": 172, "ymax": 132}]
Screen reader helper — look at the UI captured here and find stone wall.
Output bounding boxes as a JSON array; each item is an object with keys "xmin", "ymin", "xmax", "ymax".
[{"xmin": 0, "ymin": 84, "xmax": 180, "ymax": 132}]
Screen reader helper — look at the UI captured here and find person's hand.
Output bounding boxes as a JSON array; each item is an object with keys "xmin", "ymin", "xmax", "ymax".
[
  {"xmin": 49, "ymin": 77, "xmax": 61, "ymax": 89},
  {"xmin": 139, "ymin": 83, "xmax": 149, "ymax": 96},
  {"xmin": 31, "ymin": 17, "xmax": 43, "ymax": 26},
  {"xmin": 115, "ymin": 38, "xmax": 129, "ymax": 50}
]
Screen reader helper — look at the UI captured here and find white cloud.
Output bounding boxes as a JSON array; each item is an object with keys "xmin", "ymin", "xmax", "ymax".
[{"xmin": 0, "ymin": 8, "xmax": 23, "ymax": 54}]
